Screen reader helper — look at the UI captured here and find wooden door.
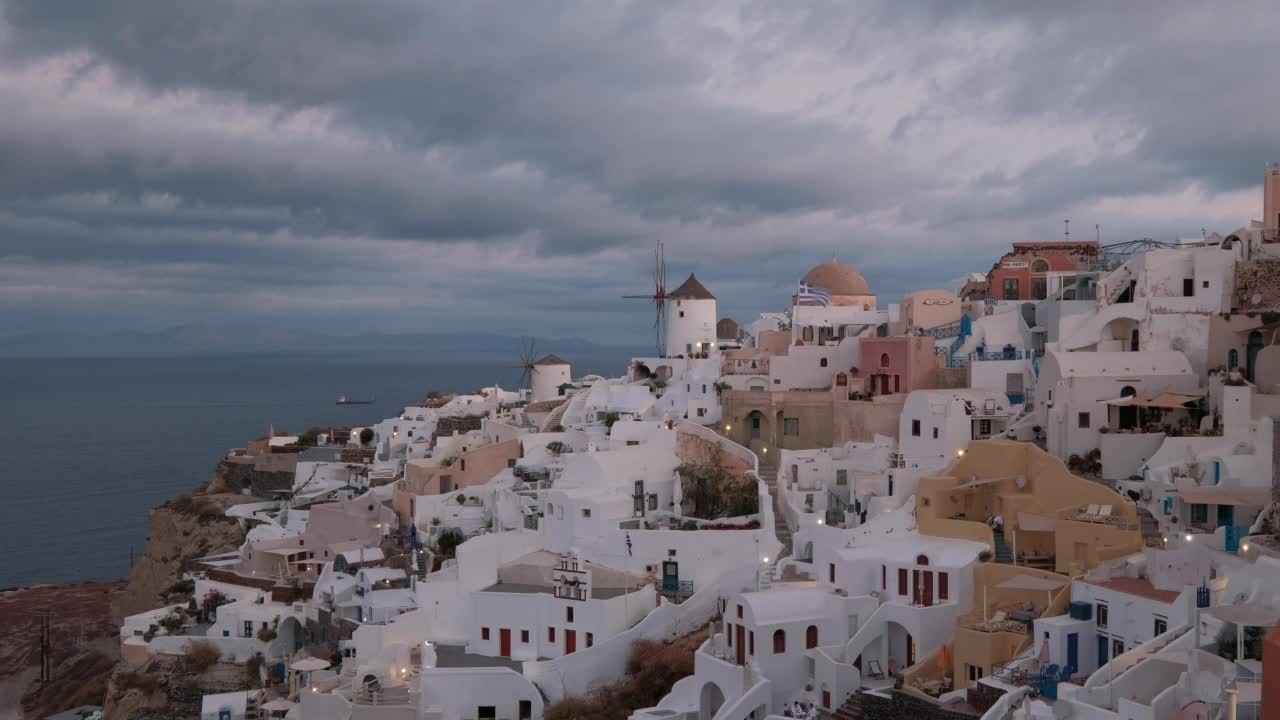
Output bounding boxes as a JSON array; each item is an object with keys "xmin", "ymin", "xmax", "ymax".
[
  {"xmin": 565, "ymin": 629, "xmax": 576, "ymax": 654},
  {"xmin": 921, "ymin": 571, "xmax": 933, "ymax": 607},
  {"xmin": 736, "ymin": 624, "xmax": 746, "ymax": 665},
  {"xmin": 499, "ymin": 628, "xmax": 511, "ymax": 657}
]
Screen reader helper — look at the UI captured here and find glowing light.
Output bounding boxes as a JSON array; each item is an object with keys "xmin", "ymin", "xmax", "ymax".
[
  {"xmin": 761, "ymin": 556, "xmax": 769, "ymax": 563},
  {"xmin": 1241, "ymin": 543, "xmax": 1250, "ymax": 553},
  {"xmin": 956, "ymin": 449, "xmax": 966, "ymax": 457},
  {"xmin": 725, "ymin": 425, "xmax": 732, "ymax": 432},
  {"xmin": 1185, "ymin": 534, "xmax": 1193, "ymax": 542},
  {"xmin": 762, "ymin": 447, "xmax": 768, "ymax": 454},
  {"xmin": 817, "ymin": 518, "xmax": 825, "ymax": 525}
]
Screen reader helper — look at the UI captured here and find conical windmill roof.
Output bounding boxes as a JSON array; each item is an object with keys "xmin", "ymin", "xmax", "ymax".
[
  {"xmin": 534, "ymin": 354, "xmax": 570, "ymax": 366},
  {"xmin": 668, "ymin": 274, "xmax": 715, "ymax": 300}
]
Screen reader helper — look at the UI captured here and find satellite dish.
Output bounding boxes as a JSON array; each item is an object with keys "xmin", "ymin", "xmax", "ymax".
[
  {"xmin": 1252, "ymin": 293, "xmax": 1263, "ymax": 305},
  {"xmin": 1015, "ymin": 475, "xmax": 1027, "ymax": 489}
]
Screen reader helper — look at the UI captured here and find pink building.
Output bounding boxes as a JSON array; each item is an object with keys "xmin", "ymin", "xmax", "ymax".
[
  {"xmin": 392, "ymin": 438, "xmax": 522, "ymax": 525},
  {"xmin": 854, "ymin": 336, "xmax": 938, "ymax": 396}
]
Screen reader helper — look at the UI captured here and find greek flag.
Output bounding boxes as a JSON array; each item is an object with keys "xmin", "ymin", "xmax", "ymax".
[{"xmin": 797, "ymin": 281, "xmax": 831, "ymax": 306}]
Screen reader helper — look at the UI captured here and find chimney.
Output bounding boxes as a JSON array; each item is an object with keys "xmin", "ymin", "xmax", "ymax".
[{"xmin": 1265, "ymin": 163, "xmax": 1280, "ymax": 239}]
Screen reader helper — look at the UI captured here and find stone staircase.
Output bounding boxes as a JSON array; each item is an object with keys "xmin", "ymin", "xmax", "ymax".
[
  {"xmin": 829, "ymin": 689, "xmax": 870, "ymax": 720},
  {"xmin": 993, "ymin": 530, "xmax": 1013, "ymax": 564},
  {"xmin": 1137, "ymin": 507, "xmax": 1162, "ymax": 547},
  {"xmin": 759, "ymin": 464, "xmax": 791, "ymax": 558}
]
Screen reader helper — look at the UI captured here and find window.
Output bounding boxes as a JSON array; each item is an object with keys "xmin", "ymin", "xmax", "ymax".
[
  {"xmin": 482, "ymin": 627, "xmax": 490, "ymax": 640},
  {"xmin": 507, "ymin": 458, "xmax": 516, "ymax": 468},
  {"xmin": 749, "ymin": 631, "xmax": 755, "ymax": 655},
  {"xmin": 773, "ymin": 629, "xmax": 786, "ymax": 654},
  {"xmin": 1203, "ymin": 280, "xmax": 1209, "ymax": 288},
  {"xmin": 836, "ymin": 469, "xmax": 847, "ymax": 486},
  {"xmin": 967, "ymin": 664, "xmax": 984, "ymax": 681},
  {"xmin": 932, "ymin": 427, "xmax": 939, "ymax": 439},
  {"xmin": 478, "ymin": 707, "xmax": 496, "ymax": 720},
  {"xmin": 626, "ymin": 439, "xmax": 640, "ymax": 446},
  {"xmin": 820, "ymin": 357, "xmax": 828, "ymax": 367},
  {"xmin": 829, "ymin": 563, "xmax": 836, "ymax": 583},
  {"xmin": 802, "ymin": 326, "xmax": 814, "ymax": 342},
  {"xmin": 1154, "ymin": 617, "xmax": 1168, "ymax": 636},
  {"xmin": 1031, "ymin": 258, "xmax": 1050, "ymax": 273},
  {"xmin": 881, "ymin": 565, "xmax": 886, "ymax": 590},
  {"xmin": 1183, "ymin": 278, "xmax": 1194, "ymax": 297},
  {"xmin": 696, "ymin": 407, "xmax": 706, "ymax": 417},
  {"xmin": 737, "ymin": 604, "xmax": 743, "ymax": 619},
  {"xmin": 806, "ymin": 625, "xmax": 819, "ymax": 649},
  {"xmin": 1032, "ymin": 278, "xmax": 1047, "ymax": 300},
  {"xmin": 582, "ymin": 509, "xmax": 591, "ymax": 518},
  {"xmin": 783, "ymin": 418, "xmax": 800, "ymax": 436},
  {"xmin": 244, "ymin": 621, "xmax": 253, "ymax": 638},
  {"xmin": 1096, "ymin": 604, "xmax": 1108, "ymax": 628},
  {"xmin": 1078, "ymin": 412, "xmax": 1091, "ymax": 429},
  {"xmin": 566, "ymin": 607, "xmax": 574, "ymax": 623},
  {"xmin": 898, "ymin": 568, "xmax": 908, "ymax": 595},
  {"xmin": 880, "ymin": 353, "xmax": 890, "ymax": 368},
  {"xmin": 1003, "ymin": 278, "xmax": 1019, "ymax": 300},
  {"xmin": 727, "ymin": 626, "xmax": 732, "ymax": 646},
  {"xmin": 702, "ymin": 384, "xmax": 707, "ymax": 393},
  {"xmin": 911, "ymin": 419, "xmax": 921, "ymax": 437},
  {"xmin": 648, "ymin": 495, "xmax": 658, "ymax": 511},
  {"xmin": 548, "ymin": 627, "xmax": 556, "ymax": 642},
  {"xmin": 586, "ymin": 633, "xmax": 593, "ymax": 647},
  {"xmin": 1112, "ymin": 638, "xmax": 1125, "ymax": 659},
  {"xmin": 679, "ymin": 311, "xmax": 685, "ymax": 318},
  {"xmin": 979, "ymin": 419, "xmax": 992, "ymax": 436},
  {"xmin": 1191, "ymin": 504, "xmax": 1208, "ymax": 524},
  {"xmin": 520, "ymin": 700, "xmax": 533, "ymax": 720},
  {"xmin": 939, "ymin": 573, "xmax": 949, "ymax": 601}
]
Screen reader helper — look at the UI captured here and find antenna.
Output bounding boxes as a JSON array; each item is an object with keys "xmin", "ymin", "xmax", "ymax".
[
  {"xmin": 1096, "ymin": 224, "xmax": 1101, "ymax": 244},
  {"xmin": 1064, "ymin": 218, "xmax": 1070, "ymax": 242},
  {"xmin": 622, "ymin": 240, "xmax": 669, "ymax": 356}
]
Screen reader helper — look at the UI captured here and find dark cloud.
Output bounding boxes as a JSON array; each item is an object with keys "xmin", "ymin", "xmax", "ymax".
[{"xmin": 0, "ymin": 1, "xmax": 1275, "ymax": 341}]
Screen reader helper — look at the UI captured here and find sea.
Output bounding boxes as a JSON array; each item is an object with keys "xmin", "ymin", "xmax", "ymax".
[{"xmin": 0, "ymin": 352, "xmax": 631, "ymax": 588}]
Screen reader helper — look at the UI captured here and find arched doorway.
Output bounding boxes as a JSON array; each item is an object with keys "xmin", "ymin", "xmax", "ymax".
[
  {"xmin": 1247, "ymin": 331, "xmax": 1264, "ymax": 383},
  {"xmin": 1118, "ymin": 386, "xmax": 1138, "ymax": 430},
  {"xmin": 276, "ymin": 617, "xmax": 304, "ymax": 656},
  {"xmin": 746, "ymin": 411, "xmax": 765, "ymax": 441},
  {"xmin": 699, "ymin": 681, "xmax": 725, "ymax": 720}
]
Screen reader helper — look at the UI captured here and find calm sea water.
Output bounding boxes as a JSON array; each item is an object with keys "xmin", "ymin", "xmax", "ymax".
[{"xmin": 0, "ymin": 353, "xmax": 628, "ymax": 588}]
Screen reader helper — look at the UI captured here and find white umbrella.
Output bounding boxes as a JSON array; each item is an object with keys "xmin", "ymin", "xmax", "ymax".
[
  {"xmin": 262, "ymin": 699, "xmax": 296, "ymax": 711},
  {"xmin": 290, "ymin": 656, "xmax": 331, "ymax": 671}
]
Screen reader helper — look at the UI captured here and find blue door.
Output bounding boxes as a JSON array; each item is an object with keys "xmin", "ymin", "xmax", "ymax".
[
  {"xmin": 1066, "ymin": 633, "xmax": 1078, "ymax": 673},
  {"xmin": 1217, "ymin": 504, "xmax": 1234, "ymax": 528},
  {"xmin": 1097, "ymin": 635, "xmax": 1108, "ymax": 669}
]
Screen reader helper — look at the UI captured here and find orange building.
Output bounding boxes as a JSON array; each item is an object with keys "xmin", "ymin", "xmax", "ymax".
[{"xmin": 986, "ymin": 241, "xmax": 1098, "ymax": 301}]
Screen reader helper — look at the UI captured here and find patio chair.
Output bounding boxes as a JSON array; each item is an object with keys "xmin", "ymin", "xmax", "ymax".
[
  {"xmin": 1096, "ymin": 505, "xmax": 1113, "ymax": 522},
  {"xmin": 865, "ymin": 659, "xmax": 885, "ymax": 679},
  {"xmin": 1080, "ymin": 504, "xmax": 1099, "ymax": 521}
]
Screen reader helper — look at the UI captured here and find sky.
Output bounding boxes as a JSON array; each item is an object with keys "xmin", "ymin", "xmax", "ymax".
[{"xmin": 1, "ymin": 1, "xmax": 1278, "ymax": 345}]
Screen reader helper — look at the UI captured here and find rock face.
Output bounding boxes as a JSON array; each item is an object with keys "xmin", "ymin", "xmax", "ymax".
[{"xmin": 110, "ymin": 495, "xmax": 248, "ymax": 623}]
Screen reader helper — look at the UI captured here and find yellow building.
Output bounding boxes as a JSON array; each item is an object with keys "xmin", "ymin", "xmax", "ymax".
[{"xmin": 913, "ymin": 439, "xmax": 1143, "ymax": 691}]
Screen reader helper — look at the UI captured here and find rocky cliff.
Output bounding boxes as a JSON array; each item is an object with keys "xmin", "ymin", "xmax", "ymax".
[{"xmin": 110, "ymin": 493, "xmax": 250, "ymax": 624}]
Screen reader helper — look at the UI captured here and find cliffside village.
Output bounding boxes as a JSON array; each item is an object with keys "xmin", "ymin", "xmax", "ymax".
[{"xmin": 113, "ymin": 166, "xmax": 1280, "ymax": 720}]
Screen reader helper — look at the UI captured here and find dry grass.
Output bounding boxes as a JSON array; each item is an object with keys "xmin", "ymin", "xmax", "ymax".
[
  {"xmin": 115, "ymin": 670, "xmax": 164, "ymax": 693},
  {"xmin": 186, "ymin": 640, "xmax": 221, "ymax": 673},
  {"xmin": 544, "ymin": 631, "xmax": 705, "ymax": 720}
]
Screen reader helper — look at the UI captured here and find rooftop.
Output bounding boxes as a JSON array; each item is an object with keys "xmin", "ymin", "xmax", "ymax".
[
  {"xmin": 535, "ymin": 354, "xmax": 570, "ymax": 366},
  {"xmin": 1081, "ymin": 576, "xmax": 1179, "ymax": 604},
  {"xmin": 668, "ymin": 273, "xmax": 716, "ymax": 300},
  {"xmin": 478, "ymin": 581, "xmax": 631, "ymax": 600}
]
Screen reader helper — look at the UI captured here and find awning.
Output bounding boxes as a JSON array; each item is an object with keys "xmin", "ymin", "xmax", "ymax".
[
  {"xmin": 290, "ymin": 656, "xmax": 331, "ymax": 671},
  {"xmin": 995, "ymin": 574, "xmax": 1067, "ymax": 591},
  {"xmin": 1017, "ymin": 511, "xmax": 1057, "ymax": 533},
  {"xmin": 1177, "ymin": 490, "xmax": 1265, "ymax": 506},
  {"xmin": 1101, "ymin": 394, "xmax": 1200, "ymax": 409},
  {"xmin": 1203, "ymin": 603, "xmax": 1280, "ymax": 627}
]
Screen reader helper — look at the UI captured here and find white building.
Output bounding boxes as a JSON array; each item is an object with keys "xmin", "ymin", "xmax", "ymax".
[
  {"xmin": 531, "ymin": 355, "xmax": 572, "ymax": 403},
  {"xmin": 1037, "ymin": 350, "xmax": 1198, "ymax": 461},
  {"xmin": 898, "ymin": 389, "xmax": 1014, "ymax": 470},
  {"xmin": 666, "ymin": 274, "xmax": 718, "ymax": 357}
]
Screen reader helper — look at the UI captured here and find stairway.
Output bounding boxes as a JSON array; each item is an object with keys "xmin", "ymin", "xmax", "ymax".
[
  {"xmin": 759, "ymin": 464, "xmax": 792, "ymax": 558},
  {"xmin": 993, "ymin": 530, "xmax": 1013, "ymax": 564},
  {"xmin": 1137, "ymin": 507, "xmax": 1162, "ymax": 547},
  {"xmin": 829, "ymin": 690, "xmax": 869, "ymax": 720}
]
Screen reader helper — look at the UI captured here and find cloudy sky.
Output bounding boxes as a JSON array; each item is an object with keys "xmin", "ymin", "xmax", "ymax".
[{"xmin": 1, "ymin": 1, "xmax": 1277, "ymax": 344}]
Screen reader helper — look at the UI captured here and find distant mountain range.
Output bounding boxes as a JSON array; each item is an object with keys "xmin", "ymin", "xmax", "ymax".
[{"xmin": 0, "ymin": 324, "xmax": 648, "ymax": 361}]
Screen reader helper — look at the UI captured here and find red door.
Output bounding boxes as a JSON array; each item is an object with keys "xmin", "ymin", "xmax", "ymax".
[
  {"xmin": 736, "ymin": 624, "xmax": 746, "ymax": 665},
  {"xmin": 921, "ymin": 571, "xmax": 933, "ymax": 607},
  {"xmin": 823, "ymin": 689, "xmax": 831, "ymax": 709},
  {"xmin": 500, "ymin": 628, "xmax": 511, "ymax": 657},
  {"xmin": 565, "ymin": 629, "xmax": 576, "ymax": 654}
]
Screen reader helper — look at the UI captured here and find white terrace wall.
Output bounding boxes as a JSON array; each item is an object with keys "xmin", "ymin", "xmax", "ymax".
[{"xmin": 524, "ymin": 564, "xmax": 758, "ymax": 702}]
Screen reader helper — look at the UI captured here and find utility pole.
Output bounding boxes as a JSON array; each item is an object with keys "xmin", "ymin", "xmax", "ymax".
[{"xmin": 1064, "ymin": 219, "xmax": 1070, "ymax": 242}]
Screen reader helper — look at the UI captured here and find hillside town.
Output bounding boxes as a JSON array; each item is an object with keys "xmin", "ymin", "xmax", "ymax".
[{"xmin": 97, "ymin": 165, "xmax": 1280, "ymax": 720}]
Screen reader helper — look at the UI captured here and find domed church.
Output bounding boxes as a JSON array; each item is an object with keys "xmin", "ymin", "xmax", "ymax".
[{"xmin": 798, "ymin": 259, "xmax": 876, "ymax": 310}]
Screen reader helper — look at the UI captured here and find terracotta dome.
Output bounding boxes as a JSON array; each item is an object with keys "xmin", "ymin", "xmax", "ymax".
[
  {"xmin": 716, "ymin": 317, "xmax": 740, "ymax": 340},
  {"xmin": 801, "ymin": 259, "xmax": 872, "ymax": 297}
]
